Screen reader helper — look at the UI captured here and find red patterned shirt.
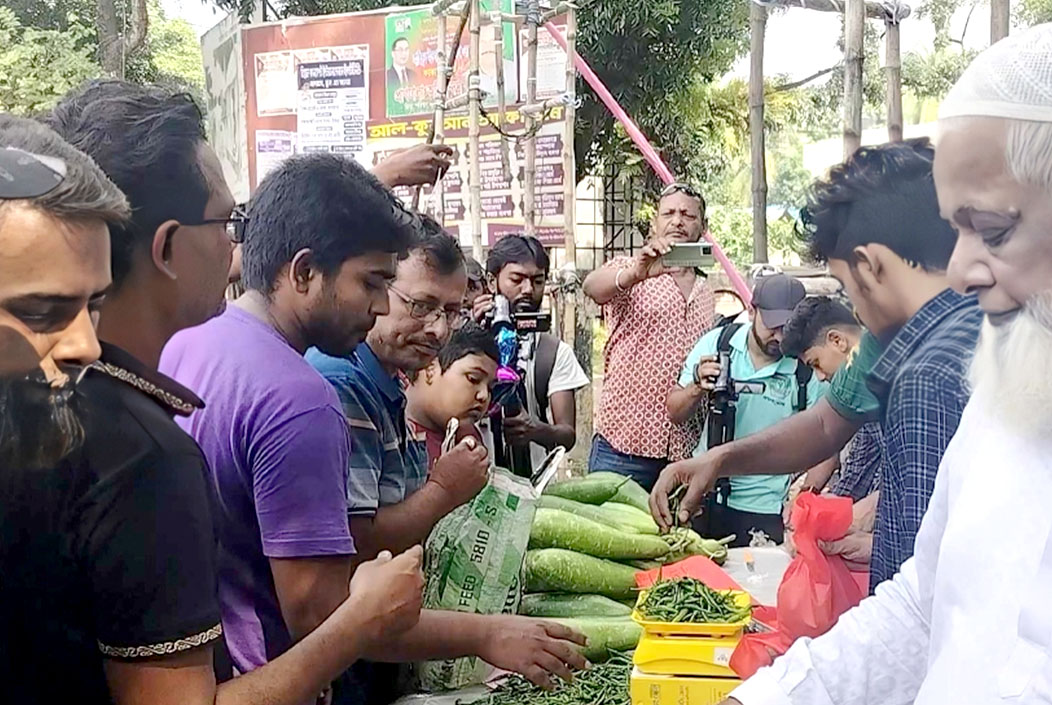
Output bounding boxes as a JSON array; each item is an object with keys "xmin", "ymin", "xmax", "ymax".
[{"xmin": 597, "ymin": 257, "xmax": 715, "ymax": 460}]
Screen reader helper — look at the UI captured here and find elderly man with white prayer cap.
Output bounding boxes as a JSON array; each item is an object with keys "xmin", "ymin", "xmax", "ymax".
[{"xmin": 717, "ymin": 24, "xmax": 1052, "ymax": 705}]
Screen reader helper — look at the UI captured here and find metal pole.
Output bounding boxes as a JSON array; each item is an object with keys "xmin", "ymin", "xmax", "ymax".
[
  {"xmin": 749, "ymin": 1, "xmax": 768, "ymax": 264},
  {"xmin": 885, "ymin": 17, "xmax": 903, "ymax": 142},
  {"xmin": 843, "ymin": 0, "xmax": 865, "ymax": 159},
  {"xmin": 523, "ymin": 0, "xmax": 539, "ymax": 238},
  {"xmin": 468, "ymin": 0, "xmax": 483, "ymax": 260}
]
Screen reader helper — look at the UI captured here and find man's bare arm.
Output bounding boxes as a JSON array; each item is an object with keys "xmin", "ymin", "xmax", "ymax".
[
  {"xmin": 712, "ymin": 398, "xmax": 858, "ymax": 478},
  {"xmin": 651, "ymin": 398, "xmax": 862, "ymax": 530},
  {"xmin": 270, "ymin": 555, "xmax": 352, "ymax": 641},
  {"xmin": 667, "ymin": 384, "xmax": 706, "ymax": 425},
  {"xmin": 106, "ymin": 547, "xmax": 425, "ymax": 705},
  {"xmin": 349, "ymin": 483, "xmax": 454, "ymax": 562}
]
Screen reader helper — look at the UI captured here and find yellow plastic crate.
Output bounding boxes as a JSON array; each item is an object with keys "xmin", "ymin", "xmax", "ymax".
[
  {"xmin": 632, "ymin": 589, "xmax": 752, "ymax": 637},
  {"xmin": 630, "ymin": 667, "xmax": 740, "ymax": 705},
  {"xmin": 633, "ymin": 631, "xmax": 739, "ymax": 678}
]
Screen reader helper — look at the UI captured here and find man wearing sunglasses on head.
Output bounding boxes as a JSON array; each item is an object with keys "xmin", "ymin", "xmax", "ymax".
[{"xmin": 583, "ymin": 183, "xmax": 717, "ymax": 490}]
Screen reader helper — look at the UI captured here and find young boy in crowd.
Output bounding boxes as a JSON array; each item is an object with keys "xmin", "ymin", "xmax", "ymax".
[
  {"xmin": 781, "ymin": 296, "xmax": 883, "ymax": 505},
  {"xmin": 406, "ymin": 322, "xmax": 498, "ymax": 471}
]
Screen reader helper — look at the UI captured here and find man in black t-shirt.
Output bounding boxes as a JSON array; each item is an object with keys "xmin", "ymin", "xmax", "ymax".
[{"xmin": 0, "ymin": 85, "xmax": 425, "ymax": 705}]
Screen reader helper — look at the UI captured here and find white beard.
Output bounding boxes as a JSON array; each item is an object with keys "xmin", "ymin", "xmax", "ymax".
[{"xmin": 970, "ymin": 291, "xmax": 1052, "ymax": 437}]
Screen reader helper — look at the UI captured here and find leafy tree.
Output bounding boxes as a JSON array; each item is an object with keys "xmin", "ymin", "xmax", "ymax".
[{"xmin": 0, "ymin": 7, "xmax": 98, "ymax": 116}]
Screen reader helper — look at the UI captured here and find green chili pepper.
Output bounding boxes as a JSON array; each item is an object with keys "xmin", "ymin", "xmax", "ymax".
[{"xmin": 637, "ymin": 577, "xmax": 752, "ymax": 624}]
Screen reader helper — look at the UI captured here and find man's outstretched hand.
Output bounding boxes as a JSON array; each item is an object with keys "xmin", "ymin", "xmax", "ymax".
[
  {"xmin": 372, "ymin": 144, "xmax": 454, "ymax": 188},
  {"xmin": 649, "ymin": 454, "xmax": 721, "ymax": 532}
]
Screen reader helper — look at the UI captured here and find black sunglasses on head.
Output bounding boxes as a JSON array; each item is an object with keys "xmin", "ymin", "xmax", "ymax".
[{"xmin": 0, "ymin": 147, "xmax": 66, "ymax": 199}]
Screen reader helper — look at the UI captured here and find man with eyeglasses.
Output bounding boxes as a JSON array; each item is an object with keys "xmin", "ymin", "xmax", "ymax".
[
  {"xmin": 307, "ymin": 217, "xmax": 587, "ymax": 705},
  {"xmin": 307, "ymin": 217, "xmax": 487, "ymax": 565},
  {"xmin": 582, "ymin": 183, "xmax": 716, "ymax": 490}
]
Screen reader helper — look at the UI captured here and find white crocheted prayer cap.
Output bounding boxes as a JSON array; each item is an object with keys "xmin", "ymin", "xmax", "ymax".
[{"xmin": 939, "ymin": 23, "xmax": 1052, "ymax": 123}]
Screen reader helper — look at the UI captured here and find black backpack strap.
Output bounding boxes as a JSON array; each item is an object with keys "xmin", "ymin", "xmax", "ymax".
[
  {"xmin": 716, "ymin": 322, "xmax": 743, "ymax": 355},
  {"xmin": 533, "ymin": 333, "xmax": 560, "ymax": 420},
  {"xmin": 793, "ymin": 361, "xmax": 813, "ymax": 411}
]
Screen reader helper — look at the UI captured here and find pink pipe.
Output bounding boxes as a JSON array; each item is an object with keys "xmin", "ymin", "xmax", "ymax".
[{"xmin": 544, "ymin": 20, "xmax": 753, "ymax": 306}]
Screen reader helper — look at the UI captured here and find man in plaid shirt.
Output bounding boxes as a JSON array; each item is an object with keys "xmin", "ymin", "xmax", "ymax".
[{"xmin": 796, "ymin": 139, "xmax": 981, "ymax": 590}]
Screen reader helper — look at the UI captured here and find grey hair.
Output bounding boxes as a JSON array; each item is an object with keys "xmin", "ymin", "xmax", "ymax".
[
  {"xmin": 0, "ymin": 114, "xmax": 129, "ymax": 225},
  {"xmin": 1006, "ymin": 118, "xmax": 1052, "ymax": 195}
]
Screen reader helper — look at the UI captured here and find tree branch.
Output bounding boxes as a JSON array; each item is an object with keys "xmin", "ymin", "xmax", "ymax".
[
  {"xmin": 125, "ymin": 0, "xmax": 149, "ymax": 56},
  {"xmin": 769, "ymin": 63, "xmax": 840, "ymax": 92}
]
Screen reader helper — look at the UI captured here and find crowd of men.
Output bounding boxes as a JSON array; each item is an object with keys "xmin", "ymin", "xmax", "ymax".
[
  {"xmin": 0, "ymin": 82, "xmax": 586, "ymax": 705},
  {"xmin": 1, "ymin": 20, "xmax": 1051, "ymax": 705}
]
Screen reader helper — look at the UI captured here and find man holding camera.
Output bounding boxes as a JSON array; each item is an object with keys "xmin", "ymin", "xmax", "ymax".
[
  {"xmin": 473, "ymin": 234, "xmax": 589, "ymax": 471},
  {"xmin": 582, "ymin": 184, "xmax": 716, "ymax": 490},
  {"xmin": 666, "ymin": 274, "xmax": 830, "ymax": 545}
]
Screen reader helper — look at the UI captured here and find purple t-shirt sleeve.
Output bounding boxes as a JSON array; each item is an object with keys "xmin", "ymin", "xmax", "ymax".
[{"xmin": 251, "ymin": 405, "xmax": 355, "ymax": 558}]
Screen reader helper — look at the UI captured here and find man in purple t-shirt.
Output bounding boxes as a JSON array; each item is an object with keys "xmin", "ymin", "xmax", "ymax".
[{"xmin": 162, "ymin": 153, "xmax": 415, "ymax": 674}]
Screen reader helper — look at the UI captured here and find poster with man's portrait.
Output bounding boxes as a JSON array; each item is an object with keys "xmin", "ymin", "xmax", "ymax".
[{"xmin": 385, "ymin": 1, "xmax": 517, "ymax": 118}]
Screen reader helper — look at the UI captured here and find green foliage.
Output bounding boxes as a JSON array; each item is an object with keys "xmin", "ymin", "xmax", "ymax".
[
  {"xmin": 1019, "ymin": 0, "xmax": 1052, "ymax": 23},
  {"xmin": 0, "ymin": 1, "xmax": 206, "ymax": 114},
  {"xmin": 0, "ymin": 7, "xmax": 99, "ymax": 116},
  {"xmin": 705, "ymin": 206, "xmax": 801, "ymax": 270},
  {"xmin": 902, "ymin": 46, "xmax": 978, "ymax": 100},
  {"xmin": 126, "ymin": 4, "xmax": 207, "ymax": 102}
]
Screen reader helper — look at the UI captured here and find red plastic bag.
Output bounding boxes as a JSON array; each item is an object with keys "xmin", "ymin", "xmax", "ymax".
[
  {"xmin": 730, "ymin": 492, "xmax": 866, "ymax": 678},
  {"xmin": 778, "ymin": 492, "xmax": 866, "ymax": 638}
]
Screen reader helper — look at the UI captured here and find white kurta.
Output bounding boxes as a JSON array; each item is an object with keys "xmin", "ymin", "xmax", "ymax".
[{"xmin": 732, "ymin": 394, "xmax": 1052, "ymax": 704}]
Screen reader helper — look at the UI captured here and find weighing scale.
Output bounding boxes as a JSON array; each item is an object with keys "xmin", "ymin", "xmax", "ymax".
[{"xmin": 628, "ymin": 590, "xmax": 747, "ymax": 705}]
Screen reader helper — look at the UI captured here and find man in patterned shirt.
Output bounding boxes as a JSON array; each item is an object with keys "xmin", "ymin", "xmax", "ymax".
[{"xmin": 583, "ymin": 184, "xmax": 715, "ymax": 490}]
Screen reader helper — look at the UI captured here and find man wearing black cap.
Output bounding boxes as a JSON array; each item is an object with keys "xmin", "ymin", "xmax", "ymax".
[{"xmin": 666, "ymin": 273, "xmax": 831, "ymax": 545}]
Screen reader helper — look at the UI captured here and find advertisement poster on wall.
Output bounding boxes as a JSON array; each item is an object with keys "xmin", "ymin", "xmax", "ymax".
[
  {"xmin": 384, "ymin": 0, "xmax": 517, "ymax": 118},
  {"xmin": 296, "ymin": 58, "xmax": 370, "ymax": 163}
]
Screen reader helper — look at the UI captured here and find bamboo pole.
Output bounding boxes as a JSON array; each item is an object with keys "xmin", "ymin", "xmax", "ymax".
[
  {"xmin": 991, "ymin": 0, "xmax": 1010, "ymax": 43},
  {"xmin": 491, "ymin": 11, "xmax": 511, "ymax": 182},
  {"xmin": 749, "ymin": 1, "xmax": 768, "ymax": 264},
  {"xmin": 468, "ymin": 0, "xmax": 483, "ymax": 260},
  {"xmin": 842, "ymin": 0, "xmax": 864, "ymax": 159},
  {"xmin": 523, "ymin": 0, "xmax": 539, "ymax": 238},
  {"xmin": 885, "ymin": 17, "xmax": 903, "ymax": 142},
  {"xmin": 433, "ymin": 10, "xmax": 449, "ymax": 223},
  {"xmin": 412, "ymin": 0, "xmax": 470, "ymax": 211},
  {"xmin": 562, "ymin": 8, "xmax": 577, "ymax": 271}
]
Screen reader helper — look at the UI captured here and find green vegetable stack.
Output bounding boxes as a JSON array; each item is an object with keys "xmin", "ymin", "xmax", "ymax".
[
  {"xmin": 637, "ymin": 577, "xmax": 752, "ymax": 624},
  {"xmin": 520, "ymin": 473, "xmax": 733, "ymax": 659},
  {"xmin": 467, "ymin": 651, "xmax": 633, "ymax": 705}
]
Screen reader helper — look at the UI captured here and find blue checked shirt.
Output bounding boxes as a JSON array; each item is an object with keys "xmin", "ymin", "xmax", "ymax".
[
  {"xmin": 306, "ymin": 343, "xmax": 427, "ymax": 516},
  {"xmin": 832, "ymin": 421, "xmax": 883, "ymax": 502},
  {"xmin": 865, "ymin": 289, "xmax": 981, "ymax": 592}
]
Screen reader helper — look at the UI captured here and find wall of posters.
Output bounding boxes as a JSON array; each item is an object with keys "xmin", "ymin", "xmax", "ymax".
[{"xmin": 237, "ymin": 8, "xmax": 569, "ymax": 248}]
